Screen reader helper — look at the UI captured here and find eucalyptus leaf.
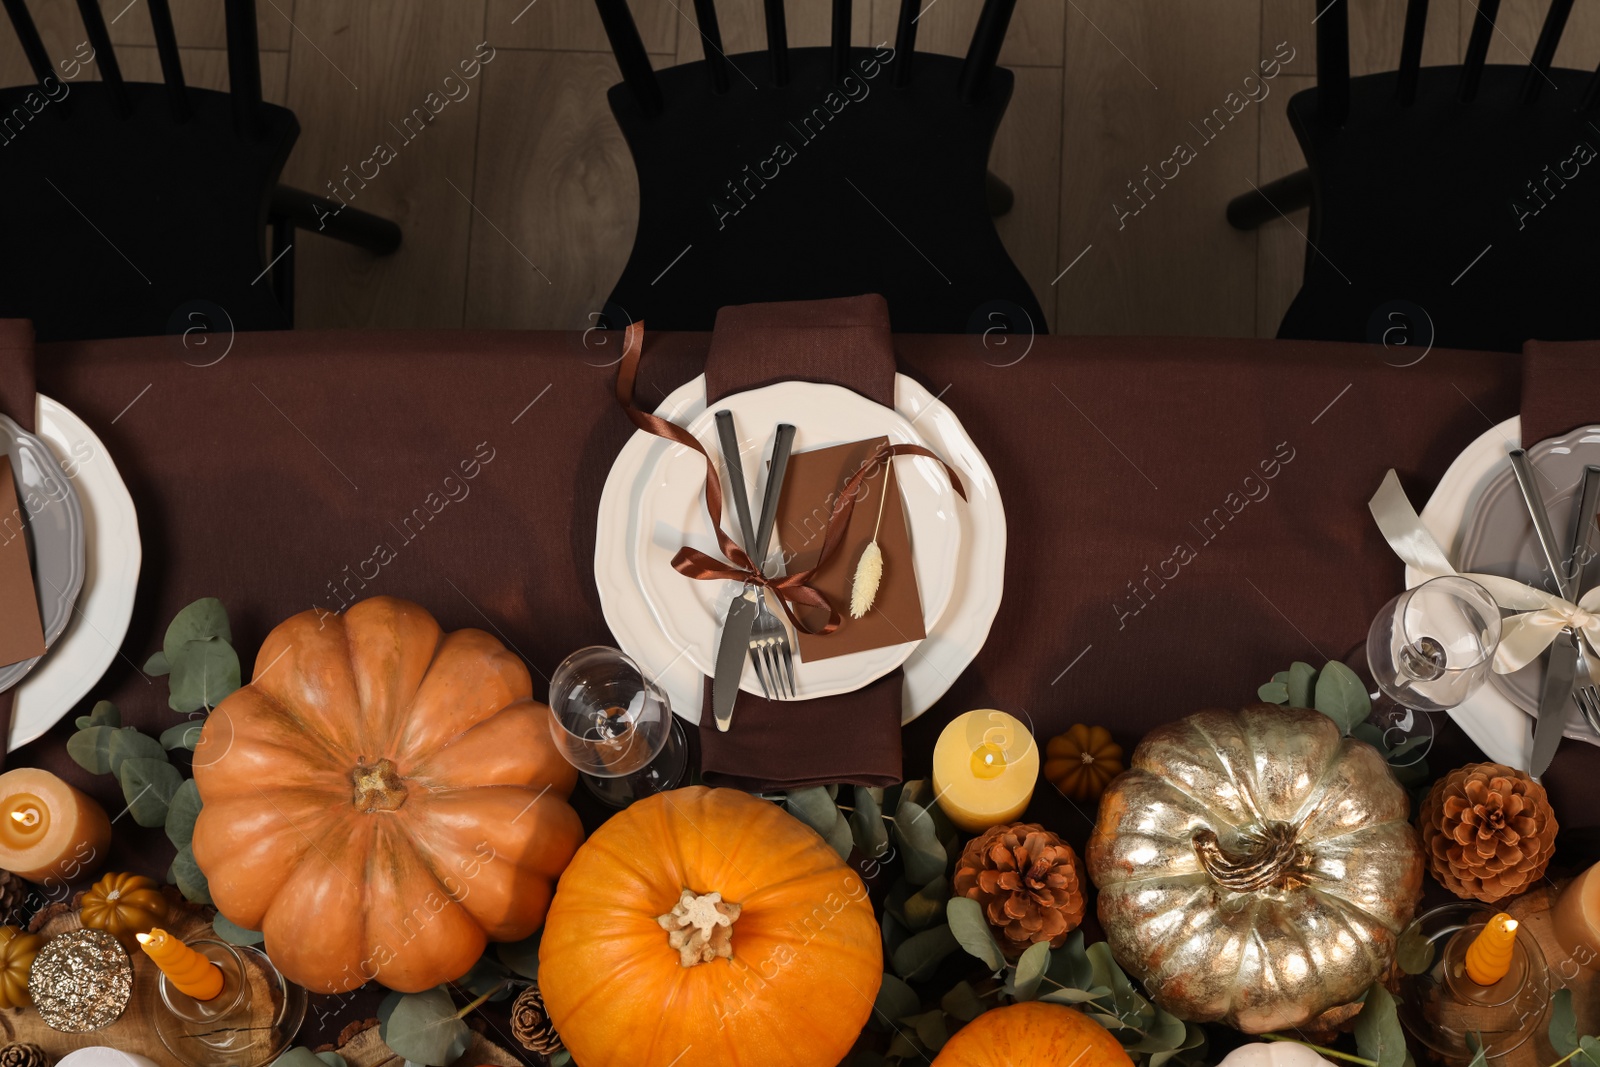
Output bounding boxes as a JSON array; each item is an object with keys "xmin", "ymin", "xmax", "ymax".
[
  {"xmin": 165, "ymin": 778, "xmax": 202, "ymax": 850},
  {"xmin": 378, "ymin": 989, "xmax": 404, "ymax": 1030},
  {"xmin": 66, "ymin": 725, "xmax": 116, "ymax": 775},
  {"xmin": 908, "ymin": 1010, "xmax": 948, "ymax": 1052},
  {"xmin": 271, "ymin": 1051, "xmax": 327, "ymax": 1067},
  {"xmin": 1012, "ymin": 941, "xmax": 1051, "ymax": 1001},
  {"xmin": 211, "ymin": 914, "xmax": 264, "ymax": 945},
  {"xmin": 1354, "ymin": 983, "xmax": 1407, "ymax": 1067},
  {"xmin": 940, "ymin": 981, "xmax": 986, "ymax": 1022},
  {"xmin": 548, "ymin": 1053, "xmax": 573, "ymax": 1067},
  {"xmin": 902, "ymin": 876, "xmax": 948, "ymax": 933},
  {"xmin": 81, "ymin": 700, "xmax": 120, "ymax": 728},
  {"xmin": 164, "ymin": 597, "xmax": 232, "ymax": 662},
  {"xmin": 1086, "ymin": 941, "xmax": 1138, "ymax": 1015},
  {"xmin": 1127, "ymin": 1007, "xmax": 1188, "ymax": 1053},
  {"xmin": 851, "ymin": 785, "xmax": 890, "ymax": 860},
  {"xmin": 1039, "ymin": 986, "xmax": 1112, "ymax": 1004},
  {"xmin": 385, "ymin": 988, "xmax": 470, "ymax": 1066},
  {"xmin": 1551, "ymin": 993, "xmax": 1578, "ymax": 1058},
  {"xmin": 1577, "ymin": 1034, "xmax": 1600, "ymax": 1067},
  {"xmin": 110, "ymin": 727, "xmax": 167, "ymax": 777},
  {"xmin": 885, "ymin": 1030, "xmax": 926, "ymax": 1061},
  {"xmin": 160, "ymin": 721, "xmax": 204, "ymax": 752},
  {"xmin": 1257, "ymin": 680, "xmax": 1289, "ymax": 703},
  {"xmin": 495, "ymin": 931, "xmax": 541, "ymax": 979},
  {"xmin": 1396, "ymin": 922, "xmax": 1435, "ymax": 976},
  {"xmin": 168, "ymin": 637, "xmax": 242, "ymax": 713},
  {"xmin": 946, "ymin": 897, "xmax": 1004, "ymax": 973},
  {"xmin": 893, "ymin": 800, "xmax": 948, "ymax": 887},
  {"xmin": 881, "ymin": 910, "xmax": 908, "ymax": 959},
  {"xmin": 891, "ymin": 923, "xmax": 961, "ymax": 982},
  {"xmin": 870, "ymin": 973, "xmax": 921, "ymax": 1030},
  {"xmin": 145, "ymin": 650, "xmax": 171, "ymax": 676},
  {"xmin": 786, "ymin": 787, "xmax": 855, "ymax": 858},
  {"xmin": 1314, "ymin": 660, "xmax": 1371, "ymax": 734},
  {"xmin": 170, "ymin": 845, "xmax": 212, "ymax": 904},
  {"xmin": 120, "ymin": 757, "xmax": 183, "ymax": 827},
  {"xmin": 1047, "ymin": 929, "xmax": 1095, "ymax": 990},
  {"xmin": 1286, "ymin": 661, "xmax": 1317, "ymax": 709}
]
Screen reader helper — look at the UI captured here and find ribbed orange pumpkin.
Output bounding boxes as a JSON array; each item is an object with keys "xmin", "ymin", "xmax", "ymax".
[
  {"xmin": 191, "ymin": 597, "xmax": 583, "ymax": 994},
  {"xmin": 539, "ymin": 787, "xmax": 881, "ymax": 1067},
  {"xmin": 933, "ymin": 1002, "xmax": 1136, "ymax": 1067}
]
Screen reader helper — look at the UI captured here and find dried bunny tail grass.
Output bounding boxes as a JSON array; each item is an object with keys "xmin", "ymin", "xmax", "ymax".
[{"xmin": 850, "ymin": 541, "xmax": 883, "ymax": 619}]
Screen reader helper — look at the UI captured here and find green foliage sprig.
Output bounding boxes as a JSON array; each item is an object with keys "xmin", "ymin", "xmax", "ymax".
[
  {"xmin": 270, "ymin": 1050, "xmax": 347, "ymax": 1067},
  {"xmin": 1258, "ymin": 659, "xmax": 1431, "ymax": 791},
  {"xmin": 143, "ymin": 597, "xmax": 242, "ymax": 715}
]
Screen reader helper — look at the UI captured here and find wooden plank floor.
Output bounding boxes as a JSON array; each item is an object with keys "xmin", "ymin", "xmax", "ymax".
[{"xmin": 3, "ymin": 0, "xmax": 1600, "ymax": 336}]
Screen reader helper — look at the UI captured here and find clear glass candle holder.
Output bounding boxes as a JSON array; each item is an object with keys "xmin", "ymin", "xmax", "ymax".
[
  {"xmin": 548, "ymin": 646, "xmax": 689, "ymax": 807},
  {"xmin": 1367, "ymin": 575, "xmax": 1503, "ymax": 712},
  {"xmin": 149, "ymin": 934, "xmax": 307, "ymax": 1067}
]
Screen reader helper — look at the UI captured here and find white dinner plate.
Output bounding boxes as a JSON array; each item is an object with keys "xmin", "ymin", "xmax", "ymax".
[
  {"xmin": 12, "ymin": 396, "xmax": 142, "ymax": 750},
  {"xmin": 1405, "ymin": 415, "xmax": 1529, "ymax": 769},
  {"xmin": 634, "ymin": 380, "xmax": 962, "ymax": 700},
  {"xmin": 597, "ymin": 374, "xmax": 1006, "ymax": 724}
]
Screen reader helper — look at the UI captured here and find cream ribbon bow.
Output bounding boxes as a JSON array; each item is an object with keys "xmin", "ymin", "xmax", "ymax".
[{"xmin": 1369, "ymin": 469, "xmax": 1600, "ymax": 674}]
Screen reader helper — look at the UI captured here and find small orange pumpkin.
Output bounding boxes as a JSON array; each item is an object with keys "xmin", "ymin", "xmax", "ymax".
[
  {"xmin": 0, "ymin": 925, "xmax": 44, "ymax": 1009},
  {"xmin": 80, "ymin": 871, "xmax": 168, "ymax": 947},
  {"xmin": 932, "ymin": 1002, "xmax": 1135, "ymax": 1067},
  {"xmin": 539, "ymin": 787, "xmax": 882, "ymax": 1067},
  {"xmin": 1044, "ymin": 724, "xmax": 1124, "ymax": 801},
  {"xmin": 192, "ymin": 597, "xmax": 584, "ymax": 994}
]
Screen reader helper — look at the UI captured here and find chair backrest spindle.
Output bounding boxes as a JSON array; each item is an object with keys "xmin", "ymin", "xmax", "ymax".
[
  {"xmin": 147, "ymin": 0, "xmax": 192, "ymax": 120},
  {"xmin": 74, "ymin": 0, "xmax": 128, "ymax": 115},
  {"xmin": 1395, "ymin": 0, "xmax": 1428, "ymax": 105},
  {"xmin": 762, "ymin": 0, "xmax": 789, "ymax": 85},
  {"xmin": 225, "ymin": 0, "xmax": 264, "ymax": 132},
  {"xmin": 957, "ymin": 0, "xmax": 1016, "ymax": 102},
  {"xmin": 1522, "ymin": 0, "xmax": 1573, "ymax": 103},
  {"xmin": 2, "ymin": 0, "xmax": 54, "ymax": 87},
  {"xmin": 1315, "ymin": 0, "xmax": 1350, "ymax": 124},
  {"xmin": 892, "ymin": 0, "xmax": 918, "ymax": 86},
  {"xmin": 1460, "ymin": 0, "xmax": 1500, "ymax": 101},
  {"xmin": 830, "ymin": 0, "xmax": 850, "ymax": 83},
  {"xmin": 595, "ymin": 0, "xmax": 663, "ymax": 115},
  {"xmin": 690, "ymin": 0, "xmax": 729, "ymax": 92}
]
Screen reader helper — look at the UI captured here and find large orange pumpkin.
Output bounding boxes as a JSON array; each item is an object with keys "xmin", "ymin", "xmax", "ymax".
[
  {"xmin": 191, "ymin": 596, "xmax": 583, "ymax": 994},
  {"xmin": 932, "ymin": 1002, "xmax": 1135, "ymax": 1067},
  {"xmin": 539, "ymin": 787, "xmax": 881, "ymax": 1067}
]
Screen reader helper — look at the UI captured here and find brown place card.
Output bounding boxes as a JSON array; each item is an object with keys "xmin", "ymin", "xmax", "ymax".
[
  {"xmin": 775, "ymin": 437, "xmax": 925, "ymax": 663},
  {"xmin": 0, "ymin": 457, "xmax": 45, "ymax": 668}
]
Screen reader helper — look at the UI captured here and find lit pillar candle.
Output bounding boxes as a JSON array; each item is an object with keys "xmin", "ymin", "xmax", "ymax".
[
  {"xmin": 1553, "ymin": 864, "xmax": 1600, "ymax": 970},
  {"xmin": 0, "ymin": 768, "xmax": 110, "ymax": 884},
  {"xmin": 1465, "ymin": 913, "xmax": 1519, "ymax": 985},
  {"xmin": 931, "ymin": 710, "xmax": 1040, "ymax": 833},
  {"xmin": 137, "ymin": 929, "xmax": 224, "ymax": 1001}
]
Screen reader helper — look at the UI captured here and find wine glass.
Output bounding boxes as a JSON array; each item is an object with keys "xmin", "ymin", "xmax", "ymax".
[
  {"xmin": 547, "ymin": 646, "xmax": 689, "ymax": 808},
  {"xmin": 1366, "ymin": 575, "xmax": 1502, "ymax": 713}
]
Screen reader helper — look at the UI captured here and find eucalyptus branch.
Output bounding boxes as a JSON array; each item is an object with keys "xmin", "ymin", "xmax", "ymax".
[
  {"xmin": 454, "ymin": 981, "xmax": 505, "ymax": 1018},
  {"xmin": 1261, "ymin": 1033, "xmax": 1377, "ymax": 1066}
]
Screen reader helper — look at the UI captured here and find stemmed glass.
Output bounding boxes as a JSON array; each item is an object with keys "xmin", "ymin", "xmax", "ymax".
[
  {"xmin": 1366, "ymin": 575, "xmax": 1503, "ymax": 713},
  {"xmin": 547, "ymin": 646, "xmax": 689, "ymax": 808}
]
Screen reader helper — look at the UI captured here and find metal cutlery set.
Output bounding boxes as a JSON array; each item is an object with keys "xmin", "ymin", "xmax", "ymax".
[
  {"xmin": 1507, "ymin": 449, "xmax": 1600, "ymax": 776},
  {"xmin": 711, "ymin": 412, "xmax": 799, "ymax": 731}
]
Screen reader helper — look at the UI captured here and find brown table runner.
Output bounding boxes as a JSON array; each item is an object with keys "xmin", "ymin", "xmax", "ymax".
[
  {"xmin": 696, "ymin": 295, "xmax": 904, "ymax": 790},
  {"xmin": 0, "ymin": 319, "xmax": 37, "ymax": 771}
]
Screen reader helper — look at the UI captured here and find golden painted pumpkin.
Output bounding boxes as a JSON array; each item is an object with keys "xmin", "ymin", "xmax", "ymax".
[
  {"xmin": 79, "ymin": 871, "xmax": 168, "ymax": 947},
  {"xmin": 1044, "ymin": 724, "xmax": 1125, "ymax": 802},
  {"xmin": 539, "ymin": 787, "xmax": 881, "ymax": 1067},
  {"xmin": 932, "ymin": 1002, "xmax": 1135, "ymax": 1067},
  {"xmin": 191, "ymin": 596, "xmax": 584, "ymax": 994},
  {"xmin": 0, "ymin": 925, "xmax": 43, "ymax": 1008},
  {"xmin": 1087, "ymin": 705, "xmax": 1425, "ymax": 1034}
]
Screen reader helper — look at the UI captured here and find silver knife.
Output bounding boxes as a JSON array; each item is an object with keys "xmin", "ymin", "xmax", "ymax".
[
  {"xmin": 1510, "ymin": 449, "xmax": 1584, "ymax": 775},
  {"xmin": 711, "ymin": 411, "xmax": 763, "ymax": 732},
  {"xmin": 1569, "ymin": 465, "xmax": 1600, "ymax": 735}
]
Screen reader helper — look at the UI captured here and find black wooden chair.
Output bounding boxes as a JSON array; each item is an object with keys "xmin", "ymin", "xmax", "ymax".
[
  {"xmin": 592, "ymin": 0, "xmax": 1046, "ymax": 334},
  {"xmin": 1228, "ymin": 0, "xmax": 1600, "ymax": 353},
  {"xmin": 0, "ymin": 0, "xmax": 399, "ymax": 342}
]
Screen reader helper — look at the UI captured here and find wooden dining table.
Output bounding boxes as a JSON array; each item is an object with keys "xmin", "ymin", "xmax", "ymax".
[{"xmin": 11, "ymin": 320, "xmax": 1547, "ymax": 1049}]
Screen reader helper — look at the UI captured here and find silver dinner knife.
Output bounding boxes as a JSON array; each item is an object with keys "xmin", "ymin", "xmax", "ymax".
[
  {"xmin": 1510, "ymin": 449, "xmax": 1582, "ymax": 775},
  {"xmin": 711, "ymin": 411, "xmax": 762, "ymax": 732}
]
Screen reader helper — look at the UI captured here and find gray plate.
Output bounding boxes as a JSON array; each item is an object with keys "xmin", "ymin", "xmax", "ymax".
[
  {"xmin": 1457, "ymin": 424, "xmax": 1600, "ymax": 743},
  {"xmin": 0, "ymin": 413, "xmax": 85, "ymax": 693}
]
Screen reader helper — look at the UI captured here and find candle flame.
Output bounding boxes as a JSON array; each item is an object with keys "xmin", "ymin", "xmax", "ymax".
[
  {"xmin": 8, "ymin": 808, "xmax": 39, "ymax": 828},
  {"xmin": 1505, "ymin": 918, "xmax": 1519, "ymax": 933},
  {"xmin": 135, "ymin": 933, "xmax": 152, "ymax": 945}
]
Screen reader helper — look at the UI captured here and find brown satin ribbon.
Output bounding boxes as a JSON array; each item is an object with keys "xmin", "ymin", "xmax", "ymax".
[{"xmin": 615, "ymin": 320, "xmax": 966, "ymax": 635}]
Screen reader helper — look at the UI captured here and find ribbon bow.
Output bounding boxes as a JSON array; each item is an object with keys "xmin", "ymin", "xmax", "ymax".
[
  {"xmin": 1369, "ymin": 469, "xmax": 1600, "ymax": 673},
  {"xmin": 615, "ymin": 320, "xmax": 966, "ymax": 637}
]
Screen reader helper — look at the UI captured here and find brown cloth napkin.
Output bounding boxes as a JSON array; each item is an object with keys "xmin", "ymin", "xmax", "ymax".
[
  {"xmin": 0, "ymin": 320, "xmax": 39, "ymax": 770},
  {"xmin": 697, "ymin": 295, "xmax": 905, "ymax": 791},
  {"xmin": 1519, "ymin": 340, "xmax": 1600, "ymax": 841}
]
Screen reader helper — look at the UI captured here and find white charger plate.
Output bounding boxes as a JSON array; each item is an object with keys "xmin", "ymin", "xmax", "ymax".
[
  {"xmin": 597, "ymin": 373, "xmax": 1006, "ymax": 724},
  {"xmin": 1405, "ymin": 415, "xmax": 1528, "ymax": 769},
  {"xmin": 12, "ymin": 396, "xmax": 141, "ymax": 750},
  {"xmin": 634, "ymin": 380, "xmax": 962, "ymax": 700}
]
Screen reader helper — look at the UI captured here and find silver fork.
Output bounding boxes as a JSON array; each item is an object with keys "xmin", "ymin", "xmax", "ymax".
[
  {"xmin": 747, "ymin": 425, "xmax": 797, "ymax": 700},
  {"xmin": 1575, "ymin": 645, "xmax": 1600, "ymax": 734}
]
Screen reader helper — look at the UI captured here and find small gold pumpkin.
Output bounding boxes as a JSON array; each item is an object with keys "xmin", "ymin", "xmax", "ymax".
[
  {"xmin": 79, "ymin": 871, "xmax": 168, "ymax": 947},
  {"xmin": 1043, "ymin": 724, "xmax": 1124, "ymax": 802},
  {"xmin": 0, "ymin": 925, "xmax": 44, "ymax": 1008}
]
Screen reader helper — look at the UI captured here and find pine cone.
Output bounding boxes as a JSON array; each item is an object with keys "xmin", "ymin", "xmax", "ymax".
[
  {"xmin": 1419, "ymin": 762, "xmax": 1557, "ymax": 903},
  {"xmin": 511, "ymin": 983, "xmax": 563, "ymax": 1057},
  {"xmin": 953, "ymin": 822, "xmax": 1086, "ymax": 956},
  {"xmin": 0, "ymin": 1044, "xmax": 49, "ymax": 1067},
  {"xmin": 0, "ymin": 871, "xmax": 26, "ymax": 926}
]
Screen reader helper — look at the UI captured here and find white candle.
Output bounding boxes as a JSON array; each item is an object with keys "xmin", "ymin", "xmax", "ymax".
[{"xmin": 931, "ymin": 710, "xmax": 1040, "ymax": 832}]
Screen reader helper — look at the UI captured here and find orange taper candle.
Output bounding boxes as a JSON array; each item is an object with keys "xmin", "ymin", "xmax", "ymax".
[
  {"xmin": 136, "ymin": 929, "xmax": 224, "ymax": 1001},
  {"xmin": 1465, "ymin": 913, "xmax": 1519, "ymax": 985}
]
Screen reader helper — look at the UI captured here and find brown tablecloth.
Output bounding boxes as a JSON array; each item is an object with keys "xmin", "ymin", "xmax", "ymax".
[{"xmin": 18, "ymin": 324, "xmax": 1528, "ymax": 1045}]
